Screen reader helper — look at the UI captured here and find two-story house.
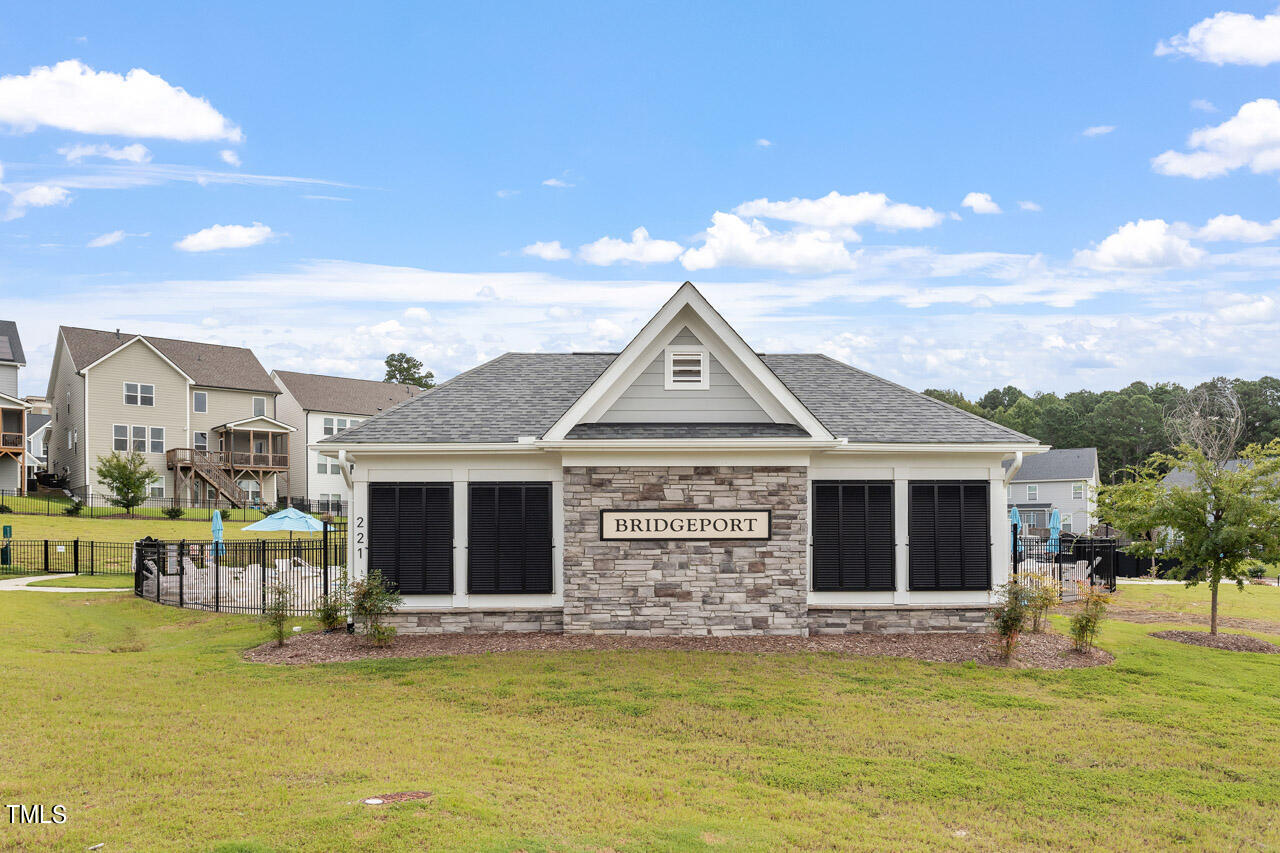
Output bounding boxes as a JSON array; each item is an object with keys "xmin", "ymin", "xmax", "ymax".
[
  {"xmin": 0, "ymin": 321, "xmax": 30, "ymax": 495},
  {"xmin": 1005, "ymin": 447, "xmax": 1099, "ymax": 534},
  {"xmin": 46, "ymin": 327, "xmax": 293, "ymax": 506},
  {"xmin": 271, "ymin": 370, "xmax": 422, "ymax": 511},
  {"xmin": 26, "ymin": 413, "xmax": 49, "ymax": 483}
]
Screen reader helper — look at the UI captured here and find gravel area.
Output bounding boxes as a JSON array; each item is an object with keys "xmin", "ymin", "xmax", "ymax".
[
  {"xmin": 245, "ymin": 629, "xmax": 1111, "ymax": 669},
  {"xmin": 1150, "ymin": 630, "xmax": 1280, "ymax": 654}
]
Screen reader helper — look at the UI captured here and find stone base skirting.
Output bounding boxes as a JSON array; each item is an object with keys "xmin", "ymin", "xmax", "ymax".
[
  {"xmin": 383, "ymin": 606, "xmax": 992, "ymax": 635},
  {"xmin": 807, "ymin": 606, "xmax": 992, "ymax": 635},
  {"xmin": 384, "ymin": 608, "xmax": 564, "ymax": 635}
]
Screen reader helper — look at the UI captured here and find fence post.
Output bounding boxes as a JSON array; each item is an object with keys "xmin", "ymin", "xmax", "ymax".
[
  {"xmin": 260, "ymin": 539, "xmax": 267, "ymax": 612},
  {"xmin": 322, "ymin": 523, "xmax": 329, "ymax": 600},
  {"xmin": 73, "ymin": 539, "xmax": 79, "ymax": 575},
  {"xmin": 43, "ymin": 539, "xmax": 49, "ymax": 573},
  {"xmin": 178, "ymin": 539, "xmax": 185, "ymax": 608},
  {"xmin": 214, "ymin": 538, "xmax": 220, "ymax": 613},
  {"xmin": 89, "ymin": 541, "xmax": 95, "ymax": 576}
]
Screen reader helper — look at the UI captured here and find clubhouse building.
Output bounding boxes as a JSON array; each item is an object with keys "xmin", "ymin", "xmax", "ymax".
[{"xmin": 319, "ymin": 283, "xmax": 1044, "ymax": 636}]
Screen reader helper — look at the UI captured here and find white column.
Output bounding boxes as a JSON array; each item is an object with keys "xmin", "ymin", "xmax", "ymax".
[
  {"xmin": 893, "ymin": 467, "xmax": 910, "ymax": 605},
  {"xmin": 452, "ymin": 477, "xmax": 469, "ymax": 607},
  {"xmin": 989, "ymin": 472, "xmax": 1009, "ymax": 598},
  {"xmin": 350, "ymin": 476, "xmax": 368, "ymax": 581}
]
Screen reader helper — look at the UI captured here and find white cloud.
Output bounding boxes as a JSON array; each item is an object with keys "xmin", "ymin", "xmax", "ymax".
[
  {"xmin": 496, "ymin": 189, "xmax": 519, "ymax": 198},
  {"xmin": 1194, "ymin": 213, "xmax": 1280, "ymax": 242},
  {"xmin": 301, "ymin": 194, "xmax": 350, "ymax": 201},
  {"xmin": 578, "ymin": 227, "xmax": 683, "ymax": 265},
  {"xmin": 87, "ymin": 230, "xmax": 125, "ymax": 248},
  {"xmin": 588, "ymin": 318, "xmax": 625, "ymax": 340},
  {"xmin": 219, "ymin": 149, "xmax": 241, "ymax": 167},
  {"xmin": 174, "ymin": 222, "xmax": 273, "ymax": 252},
  {"xmin": 1157, "ymin": 7, "xmax": 1280, "ymax": 65},
  {"xmin": 1191, "ymin": 98, "xmax": 1217, "ymax": 113},
  {"xmin": 521, "ymin": 240, "xmax": 571, "ymax": 261},
  {"xmin": 1082, "ymin": 125, "xmax": 1115, "ymax": 137},
  {"xmin": 1074, "ymin": 219, "xmax": 1206, "ymax": 269},
  {"xmin": 680, "ymin": 212, "xmax": 856, "ymax": 273},
  {"xmin": 734, "ymin": 190, "xmax": 945, "ymax": 232},
  {"xmin": 58, "ymin": 143, "xmax": 151, "ymax": 164},
  {"xmin": 404, "ymin": 307, "xmax": 432, "ymax": 321},
  {"xmin": 961, "ymin": 192, "xmax": 1001, "ymax": 214},
  {"xmin": 1018, "ymin": 200, "xmax": 1042, "ymax": 212},
  {"xmin": 542, "ymin": 177, "xmax": 573, "ymax": 188},
  {"xmin": 1152, "ymin": 99, "xmax": 1280, "ymax": 179},
  {"xmin": 0, "ymin": 59, "xmax": 242, "ymax": 141},
  {"xmin": 755, "ymin": 138, "xmax": 773, "ymax": 147},
  {"xmin": 2, "ymin": 184, "xmax": 71, "ymax": 220}
]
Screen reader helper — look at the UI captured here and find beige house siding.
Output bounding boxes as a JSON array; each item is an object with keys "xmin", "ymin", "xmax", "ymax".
[
  {"xmin": 270, "ymin": 374, "xmax": 308, "ymax": 500},
  {"xmin": 0, "ymin": 364, "xmax": 17, "ymax": 397},
  {"xmin": 82, "ymin": 339, "xmax": 189, "ymax": 497},
  {"xmin": 45, "ymin": 336, "xmax": 87, "ymax": 491},
  {"xmin": 192, "ymin": 386, "xmax": 277, "ymax": 440}
]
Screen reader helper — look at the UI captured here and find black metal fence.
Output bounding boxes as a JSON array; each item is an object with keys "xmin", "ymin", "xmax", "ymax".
[
  {"xmin": 1012, "ymin": 531, "xmax": 1117, "ymax": 597},
  {"xmin": 0, "ymin": 540, "xmax": 134, "ymax": 575},
  {"xmin": 0, "ymin": 490, "xmax": 347, "ymax": 523},
  {"xmin": 134, "ymin": 527, "xmax": 348, "ymax": 616}
]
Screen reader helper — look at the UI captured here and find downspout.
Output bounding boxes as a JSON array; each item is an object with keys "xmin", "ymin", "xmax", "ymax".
[
  {"xmin": 1003, "ymin": 451, "xmax": 1023, "ymax": 487},
  {"xmin": 337, "ymin": 449, "xmax": 353, "ymax": 490}
]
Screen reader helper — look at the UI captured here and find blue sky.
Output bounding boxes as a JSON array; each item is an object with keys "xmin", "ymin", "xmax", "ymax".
[{"xmin": 3, "ymin": 1, "xmax": 1280, "ymax": 397}]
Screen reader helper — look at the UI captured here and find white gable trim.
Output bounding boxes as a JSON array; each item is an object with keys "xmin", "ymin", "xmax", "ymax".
[
  {"xmin": 544, "ymin": 283, "xmax": 832, "ymax": 441},
  {"xmin": 80, "ymin": 335, "xmax": 195, "ymax": 384},
  {"xmin": 0, "ymin": 391, "xmax": 30, "ymax": 409},
  {"xmin": 217, "ymin": 415, "xmax": 296, "ymax": 432}
]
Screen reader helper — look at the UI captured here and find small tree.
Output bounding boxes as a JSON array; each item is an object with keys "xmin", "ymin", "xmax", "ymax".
[
  {"xmin": 262, "ymin": 581, "xmax": 293, "ymax": 647},
  {"xmin": 990, "ymin": 582, "xmax": 1029, "ymax": 661},
  {"xmin": 93, "ymin": 451, "xmax": 158, "ymax": 513},
  {"xmin": 314, "ymin": 568, "xmax": 351, "ymax": 631},
  {"xmin": 383, "ymin": 352, "xmax": 435, "ymax": 389},
  {"xmin": 1068, "ymin": 584, "xmax": 1110, "ymax": 652},
  {"xmin": 351, "ymin": 569, "xmax": 403, "ymax": 646},
  {"xmin": 1099, "ymin": 441, "xmax": 1280, "ymax": 634}
]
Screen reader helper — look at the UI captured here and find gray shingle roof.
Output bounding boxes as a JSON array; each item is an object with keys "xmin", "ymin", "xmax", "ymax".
[
  {"xmin": 0, "ymin": 320, "xmax": 25, "ymax": 365},
  {"xmin": 273, "ymin": 370, "xmax": 422, "ymax": 416},
  {"xmin": 566, "ymin": 422, "xmax": 813, "ymax": 439},
  {"xmin": 26, "ymin": 413, "xmax": 50, "ymax": 436},
  {"xmin": 1003, "ymin": 447, "xmax": 1099, "ymax": 482},
  {"xmin": 328, "ymin": 351, "xmax": 1035, "ymax": 445},
  {"xmin": 1161, "ymin": 458, "xmax": 1248, "ymax": 489},
  {"xmin": 60, "ymin": 326, "xmax": 278, "ymax": 393}
]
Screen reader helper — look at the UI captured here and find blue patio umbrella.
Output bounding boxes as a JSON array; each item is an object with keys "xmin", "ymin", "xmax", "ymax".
[
  {"xmin": 211, "ymin": 509, "xmax": 226, "ymax": 556},
  {"xmin": 1010, "ymin": 506, "xmax": 1022, "ymax": 554},
  {"xmin": 242, "ymin": 506, "xmax": 328, "ymax": 539},
  {"xmin": 1047, "ymin": 508, "xmax": 1062, "ymax": 556}
]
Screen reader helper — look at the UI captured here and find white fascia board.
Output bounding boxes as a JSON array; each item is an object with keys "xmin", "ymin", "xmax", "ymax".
[
  {"xmin": 0, "ymin": 391, "xmax": 31, "ymax": 409},
  {"xmin": 314, "ymin": 442, "xmax": 540, "ymax": 455},
  {"xmin": 535, "ymin": 438, "xmax": 843, "ymax": 452},
  {"xmin": 829, "ymin": 441, "xmax": 1049, "ymax": 454},
  {"xmin": 80, "ymin": 335, "xmax": 195, "ymax": 384},
  {"xmin": 218, "ymin": 416, "xmax": 297, "ymax": 431}
]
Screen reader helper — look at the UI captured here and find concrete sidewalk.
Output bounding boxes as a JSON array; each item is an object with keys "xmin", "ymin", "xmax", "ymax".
[{"xmin": 0, "ymin": 574, "xmax": 126, "ymax": 592}]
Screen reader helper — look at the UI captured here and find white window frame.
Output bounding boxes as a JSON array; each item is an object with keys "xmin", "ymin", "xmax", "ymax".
[
  {"xmin": 194, "ymin": 431, "xmax": 208, "ymax": 452},
  {"xmin": 149, "ymin": 479, "xmax": 165, "ymax": 499},
  {"xmin": 193, "ymin": 391, "xmax": 207, "ymax": 413},
  {"xmin": 664, "ymin": 346, "xmax": 710, "ymax": 390},
  {"xmin": 1072, "ymin": 481, "xmax": 1085, "ymax": 501},
  {"xmin": 316, "ymin": 453, "xmax": 328, "ymax": 475},
  {"xmin": 112, "ymin": 424, "xmax": 128, "ymax": 452},
  {"xmin": 252, "ymin": 397, "xmax": 266, "ymax": 417},
  {"xmin": 1026, "ymin": 484, "xmax": 1038, "ymax": 501},
  {"xmin": 323, "ymin": 417, "xmax": 335, "ymax": 436},
  {"xmin": 131, "ymin": 425, "xmax": 147, "ymax": 452},
  {"xmin": 124, "ymin": 381, "xmax": 155, "ymax": 407},
  {"xmin": 149, "ymin": 427, "xmax": 165, "ymax": 454}
]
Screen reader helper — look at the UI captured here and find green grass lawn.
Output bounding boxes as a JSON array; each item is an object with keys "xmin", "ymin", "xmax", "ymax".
[
  {"xmin": 1, "ymin": 595, "xmax": 1277, "ymax": 851},
  {"xmin": 0, "ymin": 514, "xmax": 326, "ymax": 542},
  {"xmin": 1115, "ymin": 581, "xmax": 1280, "ymax": 624},
  {"xmin": 25, "ymin": 574, "xmax": 135, "ymax": 589}
]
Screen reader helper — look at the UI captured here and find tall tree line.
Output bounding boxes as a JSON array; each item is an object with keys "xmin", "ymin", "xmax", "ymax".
[{"xmin": 923, "ymin": 377, "xmax": 1280, "ymax": 481}]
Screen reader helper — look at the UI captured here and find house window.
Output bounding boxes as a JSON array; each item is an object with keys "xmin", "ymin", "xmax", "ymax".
[
  {"xmin": 811, "ymin": 481, "xmax": 895, "ymax": 591},
  {"xmin": 67, "ymin": 430, "xmax": 74, "ymax": 450},
  {"xmin": 316, "ymin": 454, "xmax": 328, "ymax": 475},
  {"xmin": 908, "ymin": 481, "xmax": 991, "ymax": 591},
  {"xmin": 1026, "ymin": 484, "xmax": 1038, "ymax": 501},
  {"xmin": 323, "ymin": 417, "xmax": 334, "ymax": 436},
  {"xmin": 368, "ymin": 482, "xmax": 454, "ymax": 595},
  {"xmin": 193, "ymin": 391, "xmax": 207, "ymax": 413},
  {"xmin": 239, "ymin": 478, "xmax": 261, "ymax": 502},
  {"xmin": 113, "ymin": 425, "xmax": 128, "ymax": 451},
  {"xmin": 149, "ymin": 427, "xmax": 165, "ymax": 454},
  {"xmin": 149, "ymin": 480, "xmax": 165, "ymax": 499},
  {"xmin": 1062, "ymin": 518, "xmax": 1074, "ymax": 533},
  {"xmin": 131, "ymin": 425, "xmax": 147, "ymax": 452},
  {"xmin": 194, "ymin": 432, "xmax": 208, "ymax": 451},
  {"xmin": 468, "ymin": 482, "xmax": 553, "ymax": 594},
  {"xmin": 124, "ymin": 382, "xmax": 155, "ymax": 406},
  {"xmin": 664, "ymin": 347, "xmax": 709, "ymax": 390},
  {"xmin": 252, "ymin": 397, "xmax": 266, "ymax": 417},
  {"xmin": 1072, "ymin": 482, "xmax": 1084, "ymax": 501},
  {"xmin": 329, "ymin": 459, "xmax": 342, "ymax": 474}
]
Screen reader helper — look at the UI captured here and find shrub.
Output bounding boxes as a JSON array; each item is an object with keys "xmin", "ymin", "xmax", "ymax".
[
  {"xmin": 0, "ymin": 503, "xmax": 12, "ymax": 513},
  {"xmin": 1025, "ymin": 580, "xmax": 1060, "ymax": 633},
  {"xmin": 262, "ymin": 581, "xmax": 293, "ymax": 647},
  {"xmin": 63, "ymin": 502, "xmax": 83, "ymax": 516},
  {"xmin": 351, "ymin": 569, "xmax": 402, "ymax": 647},
  {"xmin": 991, "ymin": 582, "xmax": 1029, "ymax": 661},
  {"xmin": 1069, "ymin": 584, "xmax": 1110, "ymax": 652},
  {"xmin": 162, "ymin": 506, "xmax": 185, "ymax": 520},
  {"xmin": 314, "ymin": 569, "xmax": 350, "ymax": 631}
]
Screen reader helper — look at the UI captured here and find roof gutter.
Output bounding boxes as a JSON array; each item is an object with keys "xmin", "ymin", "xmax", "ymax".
[{"xmin": 1003, "ymin": 451, "xmax": 1024, "ymax": 487}]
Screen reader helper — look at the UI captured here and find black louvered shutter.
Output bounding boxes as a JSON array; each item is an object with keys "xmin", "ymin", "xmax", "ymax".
[
  {"xmin": 367, "ymin": 483, "xmax": 453, "ymax": 595},
  {"xmin": 908, "ymin": 481, "xmax": 990, "ymax": 591},
  {"xmin": 811, "ymin": 481, "xmax": 895, "ymax": 591},
  {"xmin": 468, "ymin": 483, "xmax": 553, "ymax": 594}
]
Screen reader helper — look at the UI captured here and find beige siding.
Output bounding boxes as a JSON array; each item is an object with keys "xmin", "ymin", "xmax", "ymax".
[
  {"xmin": 0, "ymin": 364, "xmax": 17, "ymax": 397},
  {"xmin": 270, "ymin": 374, "xmax": 308, "ymax": 499},
  {"xmin": 45, "ymin": 336, "xmax": 87, "ymax": 491},
  {"xmin": 192, "ymin": 386, "xmax": 277, "ymax": 437},
  {"xmin": 83, "ymin": 340, "xmax": 189, "ymax": 497}
]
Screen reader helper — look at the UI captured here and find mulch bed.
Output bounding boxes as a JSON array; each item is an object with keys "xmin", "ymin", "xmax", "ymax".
[
  {"xmin": 1150, "ymin": 630, "xmax": 1280, "ymax": 654},
  {"xmin": 1102, "ymin": 607, "xmax": 1280, "ymax": 636},
  {"xmin": 245, "ymin": 629, "xmax": 1111, "ymax": 670}
]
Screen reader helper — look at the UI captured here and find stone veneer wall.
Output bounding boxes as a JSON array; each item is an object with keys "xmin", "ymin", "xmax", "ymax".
[
  {"xmin": 384, "ymin": 609, "xmax": 563, "ymax": 635},
  {"xmin": 561, "ymin": 465, "xmax": 808, "ymax": 636},
  {"xmin": 808, "ymin": 606, "xmax": 991, "ymax": 634}
]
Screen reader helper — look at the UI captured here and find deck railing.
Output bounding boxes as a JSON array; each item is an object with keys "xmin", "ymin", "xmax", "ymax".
[
  {"xmin": 0, "ymin": 432, "xmax": 23, "ymax": 449},
  {"xmin": 167, "ymin": 448, "xmax": 288, "ymax": 470}
]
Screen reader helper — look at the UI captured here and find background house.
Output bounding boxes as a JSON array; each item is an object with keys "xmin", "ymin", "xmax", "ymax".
[
  {"xmin": 46, "ymin": 327, "xmax": 290, "ymax": 505},
  {"xmin": 25, "ymin": 413, "xmax": 49, "ymax": 484},
  {"xmin": 1005, "ymin": 447, "xmax": 1099, "ymax": 534},
  {"xmin": 0, "ymin": 320, "xmax": 29, "ymax": 495},
  {"xmin": 271, "ymin": 370, "xmax": 421, "ymax": 511}
]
